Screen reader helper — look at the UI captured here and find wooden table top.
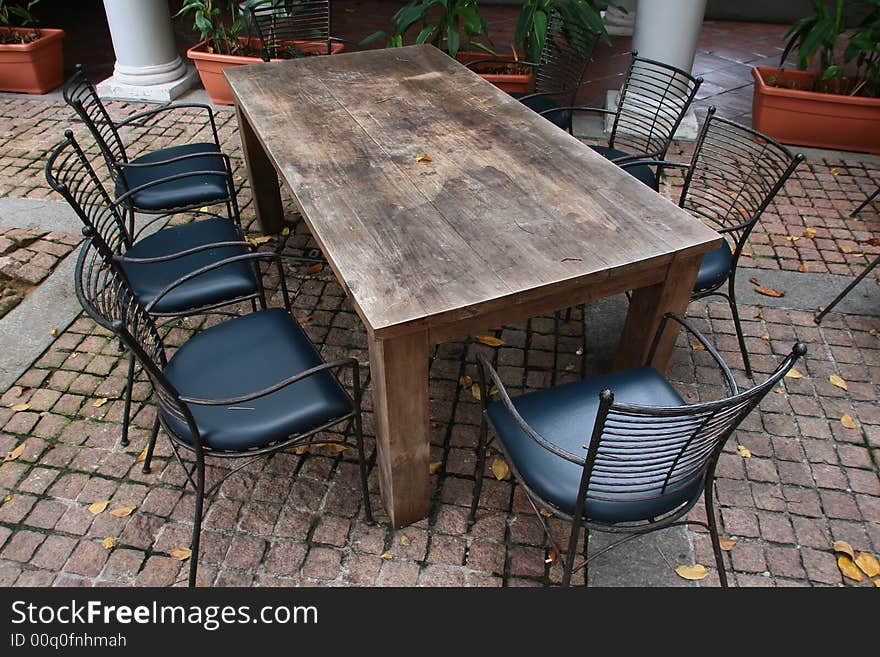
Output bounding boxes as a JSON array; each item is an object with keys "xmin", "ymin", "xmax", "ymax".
[{"xmin": 225, "ymin": 45, "xmax": 721, "ymax": 339}]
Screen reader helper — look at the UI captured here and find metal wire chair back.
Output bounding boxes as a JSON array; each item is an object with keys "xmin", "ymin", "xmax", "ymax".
[
  {"xmin": 250, "ymin": 0, "xmax": 332, "ymax": 60},
  {"xmin": 534, "ymin": 9, "xmax": 598, "ymax": 105},
  {"xmin": 680, "ymin": 107, "xmax": 804, "ymax": 252},
  {"xmin": 45, "ymin": 131, "xmax": 132, "ymax": 258},
  {"xmin": 62, "ymin": 65, "xmax": 128, "ymax": 179},
  {"xmin": 608, "ymin": 54, "xmax": 702, "ymax": 160}
]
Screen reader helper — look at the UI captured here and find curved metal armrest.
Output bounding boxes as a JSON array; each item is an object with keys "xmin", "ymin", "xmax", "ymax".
[
  {"xmin": 329, "ymin": 36, "xmax": 361, "ymax": 47},
  {"xmin": 115, "ymin": 149, "xmax": 231, "ymax": 171},
  {"xmin": 179, "ymin": 357, "xmax": 358, "ymax": 406},
  {"xmin": 117, "ymin": 240, "xmax": 253, "ymax": 265},
  {"xmin": 143, "ymin": 251, "xmax": 286, "ymax": 314},
  {"xmin": 115, "ymin": 103, "xmax": 220, "ymax": 145},
  {"xmin": 539, "ymin": 105, "xmax": 614, "ymax": 118},
  {"xmin": 476, "ymin": 353, "xmax": 586, "ymax": 465},
  {"xmin": 519, "ymin": 89, "xmax": 568, "ymax": 103},
  {"xmin": 647, "ymin": 312, "xmax": 738, "ymax": 396},
  {"xmin": 464, "ymin": 57, "xmax": 539, "ymax": 70},
  {"xmin": 617, "ymin": 158, "xmax": 691, "ymax": 170}
]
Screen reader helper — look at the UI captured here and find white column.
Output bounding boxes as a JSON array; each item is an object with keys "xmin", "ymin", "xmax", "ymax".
[
  {"xmin": 632, "ymin": 0, "xmax": 707, "ymax": 74},
  {"xmin": 96, "ymin": 0, "xmax": 197, "ymax": 102}
]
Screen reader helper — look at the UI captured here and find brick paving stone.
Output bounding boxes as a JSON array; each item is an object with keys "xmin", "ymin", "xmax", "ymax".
[{"xmin": 302, "ymin": 547, "xmax": 343, "ymax": 581}]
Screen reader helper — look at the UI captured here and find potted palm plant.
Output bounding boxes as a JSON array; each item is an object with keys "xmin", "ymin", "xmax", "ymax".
[
  {"xmin": 0, "ymin": 0, "xmax": 64, "ymax": 94},
  {"xmin": 751, "ymin": 0, "xmax": 880, "ymax": 154}
]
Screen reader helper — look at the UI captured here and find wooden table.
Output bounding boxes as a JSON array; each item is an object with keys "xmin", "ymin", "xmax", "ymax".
[{"xmin": 224, "ymin": 45, "xmax": 722, "ymax": 528}]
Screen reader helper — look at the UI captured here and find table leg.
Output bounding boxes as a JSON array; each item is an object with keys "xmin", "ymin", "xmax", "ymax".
[
  {"xmin": 235, "ymin": 105, "xmax": 284, "ymax": 234},
  {"xmin": 614, "ymin": 251, "xmax": 703, "ymax": 371},
  {"xmin": 367, "ymin": 330, "xmax": 431, "ymax": 527}
]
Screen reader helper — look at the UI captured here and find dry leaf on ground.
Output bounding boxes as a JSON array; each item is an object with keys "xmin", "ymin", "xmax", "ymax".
[
  {"xmin": 491, "ymin": 457, "xmax": 509, "ymax": 480},
  {"xmin": 538, "ymin": 508, "xmax": 553, "ymax": 518},
  {"xmin": 136, "ymin": 446, "xmax": 148, "ymax": 463},
  {"xmin": 306, "ymin": 262, "xmax": 324, "ymax": 274},
  {"xmin": 475, "ymin": 335, "xmax": 505, "ymax": 347},
  {"xmin": 804, "ymin": 227, "xmax": 817, "ymax": 238},
  {"xmin": 428, "ymin": 461, "xmax": 442, "ymax": 475},
  {"xmin": 399, "ymin": 535, "xmax": 410, "ymax": 546},
  {"xmin": 9, "ymin": 403, "xmax": 30, "ymax": 412},
  {"xmin": 736, "ymin": 444, "xmax": 752, "ymax": 458},
  {"xmin": 109, "ymin": 505, "xmax": 137, "ymax": 518},
  {"xmin": 101, "ymin": 537, "xmax": 118, "ymax": 550},
  {"xmin": 840, "ymin": 413, "xmax": 857, "ymax": 429},
  {"xmin": 415, "ymin": 154, "xmax": 432, "ymax": 162},
  {"xmin": 459, "ymin": 375, "xmax": 473, "ymax": 388},
  {"xmin": 838, "ymin": 555, "xmax": 863, "ymax": 581},
  {"xmin": 785, "ymin": 369, "xmax": 803, "ymax": 379},
  {"xmin": 2, "ymin": 492, "xmax": 12, "ymax": 504},
  {"xmin": 246, "ymin": 235, "xmax": 273, "ymax": 246},
  {"xmin": 471, "ymin": 384, "xmax": 481, "ymax": 401},
  {"xmin": 170, "ymin": 547, "xmax": 192, "ymax": 561},
  {"xmin": 380, "ymin": 552, "xmax": 393, "ymax": 560},
  {"xmin": 294, "ymin": 445, "xmax": 310, "ymax": 455},
  {"xmin": 4, "ymin": 443, "xmax": 25, "ymax": 462},
  {"xmin": 675, "ymin": 564, "xmax": 709, "ymax": 580},
  {"xmin": 88, "ymin": 500, "xmax": 110, "ymax": 515},
  {"xmin": 833, "ymin": 540, "xmax": 856, "ymax": 560},
  {"xmin": 829, "ymin": 375, "xmax": 848, "ymax": 390},
  {"xmin": 719, "ymin": 537, "xmax": 737, "ymax": 551},
  {"xmin": 855, "ymin": 552, "xmax": 880, "ymax": 578},
  {"xmin": 92, "ymin": 398, "xmax": 109, "ymax": 408},
  {"xmin": 755, "ymin": 287, "xmax": 785, "ymax": 298}
]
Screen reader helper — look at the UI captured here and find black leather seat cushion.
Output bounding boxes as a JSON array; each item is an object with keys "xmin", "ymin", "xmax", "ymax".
[
  {"xmin": 487, "ymin": 367, "xmax": 703, "ymax": 523},
  {"xmin": 510, "ymin": 92, "xmax": 571, "ymax": 130},
  {"xmin": 117, "ymin": 143, "xmax": 228, "ymax": 211},
  {"xmin": 120, "ymin": 217, "xmax": 258, "ymax": 314},
  {"xmin": 694, "ymin": 240, "xmax": 733, "ymax": 293},
  {"xmin": 590, "ymin": 145, "xmax": 657, "ymax": 189},
  {"xmin": 161, "ymin": 308, "xmax": 353, "ymax": 451}
]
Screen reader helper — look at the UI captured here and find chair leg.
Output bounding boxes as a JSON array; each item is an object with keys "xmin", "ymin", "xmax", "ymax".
[
  {"xmin": 142, "ymin": 416, "xmax": 160, "ymax": 474},
  {"xmin": 562, "ymin": 518, "xmax": 581, "ymax": 587},
  {"xmin": 468, "ymin": 415, "xmax": 489, "ymax": 527},
  {"xmin": 727, "ymin": 283, "xmax": 753, "ymax": 378},
  {"xmin": 852, "ymin": 186, "xmax": 879, "ymax": 217},
  {"xmin": 120, "ymin": 352, "xmax": 136, "ymax": 447},
  {"xmin": 704, "ymin": 484, "xmax": 728, "ymax": 587},
  {"xmin": 188, "ymin": 455, "xmax": 206, "ymax": 588},
  {"xmin": 815, "ymin": 255, "xmax": 880, "ymax": 324},
  {"xmin": 354, "ymin": 408, "xmax": 372, "ymax": 523}
]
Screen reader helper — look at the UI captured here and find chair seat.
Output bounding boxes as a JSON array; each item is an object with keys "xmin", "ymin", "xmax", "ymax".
[
  {"xmin": 590, "ymin": 145, "xmax": 657, "ymax": 189},
  {"xmin": 510, "ymin": 92, "xmax": 571, "ymax": 130},
  {"xmin": 120, "ymin": 217, "xmax": 258, "ymax": 314},
  {"xmin": 161, "ymin": 308, "xmax": 353, "ymax": 452},
  {"xmin": 694, "ymin": 240, "xmax": 733, "ymax": 293},
  {"xmin": 117, "ymin": 143, "xmax": 228, "ymax": 211},
  {"xmin": 487, "ymin": 367, "xmax": 702, "ymax": 523}
]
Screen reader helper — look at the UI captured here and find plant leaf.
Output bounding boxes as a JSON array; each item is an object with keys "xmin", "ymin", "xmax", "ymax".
[
  {"xmin": 755, "ymin": 287, "xmax": 785, "ymax": 298},
  {"xmin": 838, "ymin": 555, "xmax": 864, "ymax": 581},
  {"xmin": 2, "ymin": 492, "xmax": 12, "ymax": 504},
  {"xmin": 736, "ymin": 444, "xmax": 752, "ymax": 458},
  {"xmin": 109, "ymin": 505, "xmax": 136, "ymax": 518},
  {"xmin": 855, "ymin": 552, "xmax": 880, "ymax": 577},
  {"xmin": 306, "ymin": 262, "xmax": 324, "ymax": 274},
  {"xmin": 719, "ymin": 537, "xmax": 737, "ymax": 551},
  {"xmin": 675, "ymin": 564, "xmax": 709, "ymax": 580},
  {"xmin": 471, "ymin": 384, "xmax": 481, "ymax": 400},
  {"xmin": 491, "ymin": 457, "xmax": 509, "ymax": 480},
  {"xmin": 136, "ymin": 446, "xmax": 148, "ymax": 463},
  {"xmin": 294, "ymin": 444, "xmax": 310, "ymax": 455},
  {"xmin": 475, "ymin": 335, "xmax": 504, "ymax": 347},
  {"xmin": 170, "ymin": 547, "xmax": 192, "ymax": 561},
  {"xmin": 840, "ymin": 413, "xmax": 857, "ymax": 429},
  {"xmin": 833, "ymin": 540, "xmax": 856, "ymax": 560},
  {"xmin": 804, "ymin": 227, "xmax": 817, "ymax": 238},
  {"xmin": 380, "ymin": 551, "xmax": 393, "ymax": 560},
  {"xmin": 4, "ymin": 442, "xmax": 25, "ymax": 462},
  {"xmin": 9, "ymin": 403, "xmax": 30, "ymax": 412},
  {"xmin": 88, "ymin": 500, "xmax": 110, "ymax": 515},
  {"xmin": 101, "ymin": 537, "xmax": 118, "ymax": 550},
  {"xmin": 92, "ymin": 397, "xmax": 109, "ymax": 408},
  {"xmin": 785, "ymin": 369, "xmax": 804, "ymax": 379},
  {"xmin": 246, "ymin": 235, "xmax": 273, "ymax": 246},
  {"xmin": 829, "ymin": 375, "xmax": 848, "ymax": 390}
]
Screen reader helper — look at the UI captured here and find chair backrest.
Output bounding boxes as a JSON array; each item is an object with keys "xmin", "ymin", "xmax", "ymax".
[
  {"xmin": 533, "ymin": 8, "xmax": 598, "ymax": 105},
  {"xmin": 680, "ymin": 107, "xmax": 804, "ymax": 257},
  {"xmin": 62, "ymin": 65, "xmax": 128, "ymax": 178},
  {"xmin": 608, "ymin": 53, "xmax": 702, "ymax": 160},
  {"xmin": 74, "ymin": 237, "xmax": 198, "ymax": 445},
  {"xmin": 582, "ymin": 341, "xmax": 806, "ymax": 513},
  {"xmin": 45, "ymin": 130, "xmax": 133, "ymax": 258},
  {"xmin": 250, "ymin": 0, "xmax": 332, "ymax": 60}
]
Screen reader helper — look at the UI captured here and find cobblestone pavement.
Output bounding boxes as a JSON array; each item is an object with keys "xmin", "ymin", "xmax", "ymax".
[{"xmin": 0, "ymin": 86, "xmax": 877, "ymax": 588}]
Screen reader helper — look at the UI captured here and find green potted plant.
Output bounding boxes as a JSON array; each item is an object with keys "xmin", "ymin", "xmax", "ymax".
[
  {"xmin": 0, "ymin": 0, "xmax": 64, "ymax": 94},
  {"xmin": 752, "ymin": 0, "xmax": 880, "ymax": 154}
]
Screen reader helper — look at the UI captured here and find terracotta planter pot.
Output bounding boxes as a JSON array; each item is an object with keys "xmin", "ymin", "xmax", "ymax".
[
  {"xmin": 188, "ymin": 39, "xmax": 345, "ymax": 106},
  {"xmin": 456, "ymin": 51, "xmax": 534, "ymax": 93},
  {"xmin": 752, "ymin": 66, "xmax": 880, "ymax": 155},
  {"xmin": 0, "ymin": 27, "xmax": 65, "ymax": 94}
]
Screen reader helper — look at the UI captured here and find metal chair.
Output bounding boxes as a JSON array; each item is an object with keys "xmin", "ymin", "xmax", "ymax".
[
  {"xmin": 815, "ymin": 184, "xmax": 879, "ymax": 324},
  {"xmin": 61, "ymin": 65, "xmax": 235, "ymax": 230},
  {"xmin": 249, "ymin": 0, "xmax": 353, "ymax": 60},
  {"xmin": 74, "ymin": 236, "xmax": 372, "ymax": 587},
  {"xmin": 470, "ymin": 312, "xmax": 806, "ymax": 586},
  {"xmin": 464, "ymin": 8, "xmax": 599, "ymax": 132},
  {"xmin": 624, "ymin": 107, "xmax": 804, "ymax": 377},
  {"xmin": 46, "ymin": 130, "xmax": 265, "ymax": 448},
  {"xmin": 542, "ymin": 52, "xmax": 702, "ymax": 190}
]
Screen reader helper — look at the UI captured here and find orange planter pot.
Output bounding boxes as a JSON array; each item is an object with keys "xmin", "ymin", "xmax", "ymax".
[
  {"xmin": 752, "ymin": 66, "xmax": 880, "ymax": 155},
  {"xmin": 0, "ymin": 28, "xmax": 65, "ymax": 94},
  {"xmin": 188, "ymin": 39, "xmax": 345, "ymax": 106},
  {"xmin": 456, "ymin": 51, "xmax": 534, "ymax": 93}
]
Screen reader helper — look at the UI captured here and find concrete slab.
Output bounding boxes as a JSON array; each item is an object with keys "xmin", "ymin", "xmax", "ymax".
[
  {"xmin": 587, "ymin": 528, "xmax": 697, "ymax": 587},
  {"xmin": 0, "ymin": 197, "xmax": 82, "ymax": 235}
]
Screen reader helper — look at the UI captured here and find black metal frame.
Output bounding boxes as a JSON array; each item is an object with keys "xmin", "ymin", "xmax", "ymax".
[
  {"xmin": 74, "ymin": 238, "xmax": 372, "ymax": 587},
  {"xmin": 464, "ymin": 8, "xmax": 599, "ymax": 131},
  {"xmin": 61, "ymin": 65, "xmax": 236, "ymax": 232},
  {"xmin": 627, "ymin": 107, "xmax": 804, "ymax": 376},
  {"xmin": 470, "ymin": 312, "xmax": 806, "ymax": 586},
  {"xmin": 249, "ymin": 0, "xmax": 356, "ymax": 60},
  {"xmin": 46, "ymin": 130, "xmax": 267, "ymax": 449},
  {"xmin": 540, "ymin": 52, "xmax": 702, "ymax": 188},
  {"xmin": 815, "ymin": 184, "xmax": 879, "ymax": 323}
]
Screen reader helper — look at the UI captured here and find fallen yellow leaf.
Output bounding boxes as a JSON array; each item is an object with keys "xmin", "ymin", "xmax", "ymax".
[
  {"xmin": 760, "ymin": 334, "xmax": 771, "ymax": 342},
  {"xmin": 306, "ymin": 262, "xmax": 324, "ymax": 274},
  {"xmin": 459, "ymin": 375, "xmax": 473, "ymax": 388},
  {"xmin": 135, "ymin": 446, "xmax": 148, "ymax": 463},
  {"xmin": 2, "ymin": 492, "xmax": 12, "ymax": 504},
  {"xmin": 841, "ymin": 245, "xmax": 853, "ymax": 254},
  {"xmin": 380, "ymin": 551, "xmax": 393, "ymax": 560},
  {"xmin": 4, "ymin": 443, "xmax": 25, "ymax": 462},
  {"xmin": 690, "ymin": 341, "xmax": 706, "ymax": 351},
  {"xmin": 840, "ymin": 413, "xmax": 857, "ymax": 430},
  {"xmin": 101, "ymin": 537, "xmax": 118, "ymax": 550},
  {"xmin": 92, "ymin": 397, "xmax": 109, "ymax": 408},
  {"xmin": 755, "ymin": 287, "xmax": 785, "ymax": 298},
  {"xmin": 471, "ymin": 384, "xmax": 481, "ymax": 401},
  {"xmin": 797, "ymin": 263, "xmax": 809, "ymax": 273},
  {"xmin": 428, "ymin": 461, "xmax": 442, "ymax": 474},
  {"xmin": 829, "ymin": 375, "xmax": 848, "ymax": 391},
  {"xmin": 475, "ymin": 335, "xmax": 505, "ymax": 347},
  {"xmin": 830, "ymin": 168, "xmax": 840, "ymax": 176},
  {"xmin": 538, "ymin": 507, "xmax": 553, "ymax": 518},
  {"xmin": 491, "ymin": 457, "xmax": 509, "ymax": 480},
  {"xmin": 323, "ymin": 443, "xmax": 347, "ymax": 454},
  {"xmin": 803, "ymin": 227, "xmax": 817, "ymax": 238},
  {"xmin": 281, "ymin": 226, "xmax": 290, "ymax": 236},
  {"xmin": 736, "ymin": 444, "xmax": 752, "ymax": 458},
  {"xmin": 415, "ymin": 154, "xmax": 432, "ymax": 163},
  {"xmin": 9, "ymin": 403, "xmax": 30, "ymax": 412},
  {"xmin": 399, "ymin": 535, "xmax": 410, "ymax": 546},
  {"xmin": 109, "ymin": 505, "xmax": 136, "ymax": 518},
  {"xmin": 198, "ymin": 206, "xmax": 209, "ymax": 212},
  {"xmin": 246, "ymin": 235, "xmax": 273, "ymax": 246},
  {"xmin": 855, "ymin": 552, "xmax": 880, "ymax": 578},
  {"xmin": 785, "ymin": 369, "xmax": 803, "ymax": 379},
  {"xmin": 88, "ymin": 500, "xmax": 110, "ymax": 515},
  {"xmin": 833, "ymin": 540, "xmax": 856, "ymax": 560},
  {"xmin": 169, "ymin": 547, "xmax": 192, "ymax": 561},
  {"xmin": 784, "ymin": 235, "xmax": 800, "ymax": 242},
  {"xmin": 675, "ymin": 564, "xmax": 709, "ymax": 580},
  {"xmin": 838, "ymin": 555, "xmax": 864, "ymax": 581},
  {"xmin": 49, "ymin": 328, "xmax": 58, "ymax": 337},
  {"xmin": 874, "ymin": 579, "xmax": 880, "ymax": 587},
  {"xmin": 719, "ymin": 537, "xmax": 737, "ymax": 551},
  {"xmin": 294, "ymin": 444, "xmax": 310, "ymax": 455}
]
